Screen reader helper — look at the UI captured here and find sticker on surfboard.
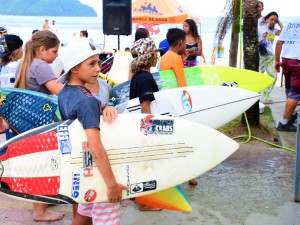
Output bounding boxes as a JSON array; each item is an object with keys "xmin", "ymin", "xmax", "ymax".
[
  {"xmin": 181, "ymin": 90, "xmax": 192, "ymax": 113},
  {"xmin": 82, "ymin": 142, "xmax": 93, "ymax": 177},
  {"xmin": 51, "ymin": 155, "xmax": 59, "ymax": 170},
  {"xmin": 130, "ymin": 180, "xmax": 157, "ymax": 194},
  {"xmin": 84, "ymin": 189, "xmax": 97, "ymax": 202},
  {"xmin": 57, "ymin": 125, "xmax": 72, "ymax": 155},
  {"xmin": 140, "ymin": 115, "xmax": 174, "ymax": 135},
  {"xmin": 72, "ymin": 172, "xmax": 81, "ymax": 198},
  {"xmin": 221, "ymin": 81, "xmax": 238, "ymax": 87}
]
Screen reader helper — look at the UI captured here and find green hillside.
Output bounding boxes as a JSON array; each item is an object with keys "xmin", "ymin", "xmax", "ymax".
[{"xmin": 0, "ymin": 0, "xmax": 97, "ymax": 17}]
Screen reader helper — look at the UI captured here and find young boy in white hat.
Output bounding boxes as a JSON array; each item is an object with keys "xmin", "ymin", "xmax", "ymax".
[{"xmin": 57, "ymin": 38, "xmax": 128, "ymax": 225}]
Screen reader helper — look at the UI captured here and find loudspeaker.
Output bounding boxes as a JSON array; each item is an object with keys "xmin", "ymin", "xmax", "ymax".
[{"xmin": 103, "ymin": 0, "xmax": 132, "ymax": 35}]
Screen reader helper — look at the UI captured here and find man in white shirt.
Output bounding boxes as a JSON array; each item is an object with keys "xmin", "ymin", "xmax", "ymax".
[
  {"xmin": 50, "ymin": 20, "xmax": 58, "ymax": 35},
  {"xmin": 275, "ymin": 18, "xmax": 300, "ymax": 131}
]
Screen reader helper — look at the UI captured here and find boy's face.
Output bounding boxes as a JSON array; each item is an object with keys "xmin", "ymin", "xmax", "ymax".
[
  {"xmin": 76, "ymin": 54, "xmax": 100, "ymax": 85},
  {"xmin": 178, "ymin": 38, "xmax": 186, "ymax": 55}
]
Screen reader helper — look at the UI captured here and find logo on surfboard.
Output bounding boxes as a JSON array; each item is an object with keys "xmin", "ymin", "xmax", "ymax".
[
  {"xmin": 181, "ymin": 90, "xmax": 192, "ymax": 113},
  {"xmin": 51, "ymin": 156, "xmax": 59, "ymax": 170},
  {"xmin": 84, "ymin": 189, "xmax": 97, "ymax": 202},
  {"xmin": 72, "ymin": 172, "xmax": 81, "ymax": 198},
  {"xmin": 82, "ymin": 142, "xmax": 93, "ymax": 177},
  {"xmin": 140, "ymin": 115, "xmax": 174, "ymax": 135},
  {"xmin": 43, "ymin": 103, "xmax": 52, "ymax": 112},
  {"xmin": 221, "ymin": 81, "xmax": 238, "ymax": 87},
  {"xmin": 57, "ymin": 125, "xmax": 72, "ymax": 154},
  {"xmin": 130, "ymin": 180, "xmax": 157, "ymax": 194}
]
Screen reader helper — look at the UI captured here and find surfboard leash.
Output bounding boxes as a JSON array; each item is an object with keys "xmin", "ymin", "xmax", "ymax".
[{"xmin": 232, "ymin": 112, "xmax": 296, "ymax": 153}]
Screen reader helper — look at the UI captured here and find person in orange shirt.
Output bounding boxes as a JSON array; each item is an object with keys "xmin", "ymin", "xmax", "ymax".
[
  {"xmin": 159, "ymin": 28, "xmax": 198, "ymax": 185},
  {"xmin": 160, "ymin": 28, "xmax": 187, "ymax": 87}
]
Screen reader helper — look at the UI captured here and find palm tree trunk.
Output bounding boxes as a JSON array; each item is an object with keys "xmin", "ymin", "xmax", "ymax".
[
  {"xmin": 229, "ymin": 0, "xmax": 241, "ymax": 67},
  {"xmin": 243, "ymin": 0, "xmax": 259, "ymax": 71},
  {"xmin": 242, "ymin": 0, "xmax": 259, "ymax": 125}
]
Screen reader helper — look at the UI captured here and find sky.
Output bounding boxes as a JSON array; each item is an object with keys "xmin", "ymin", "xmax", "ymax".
[{"xmin": 80, "ymin": 0, "xmax": 299, "ymax": 18}]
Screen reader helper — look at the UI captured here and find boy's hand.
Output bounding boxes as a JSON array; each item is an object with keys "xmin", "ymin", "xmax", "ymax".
[
  {"xmin": 107, "ymin": 183, "xmax": 128, "ymax": 203},
  {"xmin": 102, "ymin": 106, "xmax": 117, "ymax": 124}
]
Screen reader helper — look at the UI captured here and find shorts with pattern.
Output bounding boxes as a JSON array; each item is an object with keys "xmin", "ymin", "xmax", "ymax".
[
  {"xmin": 77, "ymin": 202, "xmax": 121, "ymax": 225},
  {"xmin": 281, "ymin": 58, "xmax": 300, "ymax": 101},
  {"xmin": 184, "ymin": 59, "xmax": 198, "ymax": 67}
]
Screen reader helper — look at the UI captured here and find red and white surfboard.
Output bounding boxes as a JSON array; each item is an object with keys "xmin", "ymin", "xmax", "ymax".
[{"xmin": 0, "ymin": 114, "xmax": 238, "ymax": 204}]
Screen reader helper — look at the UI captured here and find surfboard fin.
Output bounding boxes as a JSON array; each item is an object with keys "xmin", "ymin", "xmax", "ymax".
[{"xmin": 133, "ymin": 185, "xmax": 192, "ymax": 212}]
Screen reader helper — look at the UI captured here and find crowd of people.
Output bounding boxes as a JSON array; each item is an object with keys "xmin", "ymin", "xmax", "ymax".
[
  {"xmin": 43, "ymin": 19, "xmax": 58, "ymax": 35},
  {"xmin": 257, "ymin": 1, "xmax": 300, "ymax": 132},
  {"xmin": 0, "ymin": 3, "xmax": 300, "ymax": 223},
  {"xmin": 0, "ymin": 17, "xmax": 204, "ymax": 224}
]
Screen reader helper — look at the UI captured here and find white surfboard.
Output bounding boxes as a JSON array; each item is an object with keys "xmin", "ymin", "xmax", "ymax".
[
  {"xmin": 0, "ymin": 114, "xmax": 238, "ymax": 204},
  {"xmin": 115, "ymin": 86, "xmax": 260, "ymax": 129},
  {"xmin": 106, "ymin": 51, "xmax": 132, "ymax": 83}
]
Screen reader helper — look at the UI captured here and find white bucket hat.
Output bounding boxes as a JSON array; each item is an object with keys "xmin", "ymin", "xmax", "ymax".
[{"xmin": 57, "ymin": 38, "xmax": 101, "ymax": 83}]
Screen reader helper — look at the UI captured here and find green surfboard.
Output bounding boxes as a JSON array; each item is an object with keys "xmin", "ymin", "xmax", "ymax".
[
  {"xmin": 159, "ymin": 66, "xmax": 275, "ymax": 93},
  {"xmin": 109, "ymin": 66, "xmax": 274, "ymax": 106}
]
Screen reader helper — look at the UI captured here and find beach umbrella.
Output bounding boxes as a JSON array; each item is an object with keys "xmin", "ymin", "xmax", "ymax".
[{"xmin": 132, "ymin": 0, "xmax": 200, "ymax": 24}]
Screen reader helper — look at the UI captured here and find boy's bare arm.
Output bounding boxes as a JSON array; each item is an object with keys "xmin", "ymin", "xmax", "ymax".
[{"xmin": 85, "ymin": 128, "xmax": 128, "ymax": 203}]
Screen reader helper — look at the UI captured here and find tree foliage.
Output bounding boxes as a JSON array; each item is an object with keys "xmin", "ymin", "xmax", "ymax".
[{"xmin": 0, "ymin": 0, "xmax": 97, "ymax": 17}]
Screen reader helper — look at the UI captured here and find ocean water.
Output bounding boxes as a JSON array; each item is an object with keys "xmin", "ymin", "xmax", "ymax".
[
  {"xmin": 0, "ymin": 15, "xmax": 294, "ymax": 59},
  {"xmin": 0, "ymin": 15, "xmax": 224, "ymax": 51}
]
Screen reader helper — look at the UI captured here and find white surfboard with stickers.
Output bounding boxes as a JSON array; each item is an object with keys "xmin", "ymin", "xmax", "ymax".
[
  {"xmin": 115, "ymin": 86, "xmax": 260, "ymax": 129},
  {"xmin": 0, "ymin": 114, "xmax": 238, "ymax": 204}
]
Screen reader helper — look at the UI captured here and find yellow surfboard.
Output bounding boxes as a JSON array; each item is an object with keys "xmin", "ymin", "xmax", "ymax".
[{"xmin": 159, "ymin": 66, "xmax": 275, "ymax": 93}]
